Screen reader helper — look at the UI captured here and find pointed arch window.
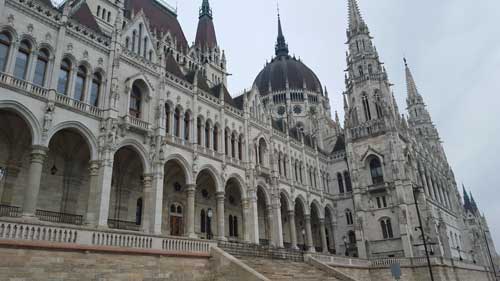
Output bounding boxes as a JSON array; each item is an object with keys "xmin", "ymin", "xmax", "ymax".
[
  {"xmin": 184, "ymin": 111, "xmax": 190, "ymax": 141},
  {"xmin": 294, "ymin": 161, "xmax": 299, "ymax": 181},
  {"xmin": 129, "ymin": 82, "xmax": 142, "ymax": 118},
  {"xmin": 344, "ymin": 171, "xmax": 352, "ymax": 192},
  {"xmin": 174, "ymin": 108, "xmax": 181, "ymax": 137},
  {"xmin": 337, "ymin": 173, "xmax": 344, "ymax": 194},
  {"xmin": 231, "ymin": 133, "xmax": 236, "ymax": 158},
  {"xmin": 165, "ymin": 104, "xmax": 171, "ymax": 134},
  {"xmin": 74, "ymin": 65, "xmax": 87, "ymax": 101},
  {"xmin": 358, "ymin": 65, "xmax": 364, "ymax": 77},
  {"xmin": 0, "ymin": 32, "xmax": 12, "ymax": 72},
  {"xmin": 362, "ymin": 93, "xmax": 372, "ymax": 121},
  {"xmin": 90, "ymin": 72, "xmax": 101, "ymax": 107},
  {"xmin": 205, "ymin": 121, "xmax": 210, "ymax": 148},
  {"xmin": 368, "ymin": 64, "xmax": 373, "ymax": 75},
  {"xmin": 370, "ymin": 157, "xmax": 384, "ymax": 185},
  {"xmin": 132, "ymin": 30, "xmax": 137, "ymax": 52},
  {"xmin": 374, "ymin": 91, "xmax": 383, "ymax": 119},
  {"xmin": 213, "ymin": 125, "xmax": 219, "ymax": 151},
  {"xmin": 34, "ymin": 48, "xmax": 49, "ymax": 87},
  {"xmin": 380, "ymin": 218, "xmax": 394, "ymax": 239},
  {"xmin": 57, "ymin": 59, "xmax": 72, "ymax": 95},
  {"xmin": 238, "ymin": 135, "xmax": 243, "ymax": 160},
  {"xmin": 225, "ymin": 129, "xmax": 229, "ymax": 155},
  {"xmin": 143, "ymin": 37, "xmax": 148, "ymax": 57},
  {"xmin": 14, "ymin": 40, "xmax": 31, "ymax": 79},
  {"xmin": 345, "ymin": 209, "xmax": 353, "ymax": 225},
  {"xmin": 136, "ymin": 198, "xmax": 143, "ymax": 225},
  {"xmin": 200, "ymin": 209, "xmax": 206, "ymax": 233},
  {"xmin": 197, "ymin": 117, "xmax": 202, "ymax": 145}
]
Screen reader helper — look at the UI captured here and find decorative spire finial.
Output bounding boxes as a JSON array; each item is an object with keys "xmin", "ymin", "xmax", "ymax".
[
  {"xmin": 404, "ymin": 58, "xmax": 421, "ymax": 100},
  {"xmin": 275, "ymin": 9, "xmax": 289, "ymax": 57},
  {"xmin": 200, "ymin": 0, "xmax": 213, "ymax": 19},
  {"xmin": 347, "ymin": 0, "xmax": 368, "ymax": 35}
]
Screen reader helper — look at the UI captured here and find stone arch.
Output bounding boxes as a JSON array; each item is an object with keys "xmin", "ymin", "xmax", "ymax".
[
  {"xmin": 0, "ymin": 25, "xmax": 18, "ymax": 40},
  {"xmin": 0, "ymin": 100, "xmax": 41, "ymax": 145},
  {"xmin": 225, "ymin": 173, "xmax": 246, "ymax": 199},
  {"xmin": 294, "ymin": 194, "xmax": 309, "ymax": 215},
  {"xmin": 18, "ymin": 33, "xmax": 37, "ymax": 50},
  {"xmin": 164, "ymin": 153, "xmax": 193, "ymax": 184},
  {"xmin": 61, "ymin": 53, "xmax": 77, "ymax": 67},
  {"xmin": 256, "ymin": 183, "xmax": 271, "ymax": 205},
  {"xmin": 197, "ymin": 164, "xmax": 221, "ymax": 191},
  {"xmin": 46, "ymin": 121, "xmax": 98, "ymax": 160},
  {"xmin": 115, "ymin": 139, "xmax": 151, "ymax": 174},
  {"xmin": 310, "ymin": 199, "xmax": 324, "ymax": 219},
  {"xmin": 279, "ymin": 189, "xmax": 293, "ymax": 212},
  {"xmin": 37, "ymin": 42, "xmax": 55, "ymax": 59}
]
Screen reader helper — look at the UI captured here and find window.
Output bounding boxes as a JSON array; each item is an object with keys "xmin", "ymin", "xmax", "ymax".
[
  {"xmin": 225, "ymin": 129, "xmax": 229, "ymax": 155},
  {"xmin": 90, "ymin": 73, "xmax": 101, "ymax": 107},
  {"xmin": 376, "ymin": 196, "xmax": 388, "ymax": 208},
  {"xmin": 14, "ymin": 40, "xmax": 31, "ymax": 79},
  {"xmin": 197, "ymin": 117, "xmax": 202, "ymax": 145},
  {"xmin": 135, "ymin": 198, "xmax": 143, "ymax": 225},
  {"xmin": 97, "ymin": 5, "xmax": 101, "ymax": 17},
  {"xmin": 33, "ymin": 49, "xmax": 49, "ymax": 86},
  {"xmin": 184, "ymin": 111, "xmax": 190, "ymax": 140},
  {"xmin": 370, "ymin": 158, "xmax": 384, "ymax": 185},
  {"xmin": 107, "ymin": 11, "xmax": 111, "ymax": 22},
  {"xmin": 57, "ymin": 59, "xmax": 71, "ymax": 95},
  {"xmin": 165, "ymin": 104, "xmax": 171, "ymax": 134},
  {"xmin": 132, "ymin": 30, "xmax": 136, "ymax": 52},
  {"xmin": 200, "ymin": 209, "xmax": 206, "ymax": 233},
  {"xmin": 374, "ymin": 92, "xmax": 383, "ymax": 119},
  {"xmin": 231, "ymin": 133, "xmax": 236, "ymax": 158},
  {"xmin": 238, "ymin": 135, "xmax": 243, "ymax": 160},
  {"xmin": 358, "ymin": 65, "xmax": 364, "ymax": 77},
  {"xmin": 129, "ymin": 83, "xmax": 142, "ymax": 117},
  {"xmin": 337, "ymin": 173, "xmax": 344, "ymax": 194},
  {"xmin": 348, "ymin": 231, "xmax": 356, "ymax": 244},
  {"xmin": 74, "ymin": 65, "xmax": 87, "ymax": 101},
  {"xmin": 174, "ymin": 108, "xmax": 181, "ymax": 137},
  {"xmin": 213, "ymin": 125, "xmax": 219, "ymax": 151},
  {"xmin": 0, "ymin": 32, "xmax": 11, "ymax": 72},
  {"xmin": 344, "ymin": 171, "xmax": 352, "ymax": 192},
  {"xmin": 380, "ymin": 218, "xmax": 394, "ymax": 239},
  {"xmin": 125, "ymin": 37, "xmax": 130, "ymax": 50},
  {"xmin": 143, "ymin": 37, "xmax": 148, "ymax": 57},
  {"xmin": 362, "ymin": 93, "xmax": 372, "ymax": 121},
  {"xmin": 205, "ymin": 121, "xmax": 210, "ymax": 148},
  {"xmin": 346, "ymin": 210, "xmax": 353, "ymax": 225}
]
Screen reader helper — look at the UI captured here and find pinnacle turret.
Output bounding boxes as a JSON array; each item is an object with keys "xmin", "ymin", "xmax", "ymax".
[
  {"xmin": 199, "ymin": 0, "xmax": 212, "ymax": 19},
  {"xmin": 347, "ymin": 0, "xmax": 369, "ymax": 39},
  {"xmin": 404, "ymin": 58, "xmax": 421, "ymax": 101},
  {"xmin": 275, "ymin": 13, "xmax": 289, "ymax": 57}
]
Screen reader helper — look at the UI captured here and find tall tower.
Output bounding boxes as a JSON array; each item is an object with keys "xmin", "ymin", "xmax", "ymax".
[
  {"xmin": 194, "ymin": 0, "xmax": 227, "ymax": 87},
  {"xmin": 343, "ymin": 0, "xmax": 417, "ymax": 259},
  {"xmin": 405, "ymin": 59, "xmax": 446, "ymax": 159}
]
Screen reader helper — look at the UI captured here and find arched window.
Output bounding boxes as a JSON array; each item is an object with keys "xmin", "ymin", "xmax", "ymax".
[
  {"xmin": 229, "ymin": 215, "xmax": 234, "ymax": 237},
  {"xmin": 238, "ymin": 135, "xmax": 243, "ymax": 160},
  {"xmin": 132, "ymin": 30, "xmax": 136, "ymax": 52},
  {"xmin": 101, "ymin": 8, "xmax": 106, "ymax": 20},
  {"xmin": 234, "ymin": 216, "xmax": 238, "ymax": 237},
  {"xmin": 33, "ymin": 48, "xmax": 49, "ymax": 86},
  {"xmin": 362, "ymin": 93, "xmax": 371, "ymax": 121},
  {"xmin": 57, "ymin": 59, "xmax": 71, "ymax": 95},
  {"xmin": 135, "ymin": 198, "xmax": 143, "ymax": 225},
  {"xmin": 165, "ymin": 104, "xmax": 171, "ymax": 134},
  {"xmin": 213, "ymin": 125, "xmax": 219, "ymax": 151},
  {"xmin": 294, "ymin": 161, "xmax": 299, "ymax": 181},
  {"xmin": 368, "ymin": 64, "xmax": 373, "ymax": 75},
  {"xmin": 358, "ymin": 65, "xmax": 364, "ymax": 77},
  {"xmin": 380, "ymin": 218, "xmax": 394, "ymax": 239},
  {"xmin": 231, "ymin": 133, "xmax": 236, "ymax": 158},
  {"xmin": 107, "ymin": 11, "xmax": 111, "ymax": 22},
  {"xmin": 345, "ymin": 209, "xmax": 353, "ymax": 225},
  {"xmin": 374, "ymin": 92, "xmax": 383, "ymax": 119},
  {"xmin": 197, "ymin": 117, "xmax": 202, "ymax": 145},
  {"xmin": 200, "ymin": 209, "xmax": 206, "ymax": 233},
  {"xmin": 90, "ymin": 72, "xmax": 101, "ymax": 107},
  {"xmin": 74, "ymin": 65, "xmax": 87, "ymax": 101},
  {"xmin": 0, "ymin": 32, "xmax": 12, "ymax": 72},
  {"xmin": 348, "ymin": 231, "xmax": 356, "ymax": 244},
  {"xmin": 278, "ymin": 154, "xmax": 282, "ymax": 176},
  {"xmin": 225, "ymin": 129, "xmax": 229, "ymax": 155},
  {"xmin": 344, "ymin": 171, "xmax": 352, "ymax": 192},
  {"xmin": 205, "ymin": 122, "xmax": 210, "ymax": 148},
  {"xmin": 143, "ymin": 37, "xmax": 148, "ymax": 57},
  {"xmin": 369, "ymin": 157, "xmax": 384, "ymax": 185},
  {"xmin": 129, "ymin": 83, "xmax": 142, "ymax": 118},
  {"xmin": 174, "ymin": 108, "xmax": 181, "ymax": 137},
  {"xmin": 184, "ymin": 111, "xmax": 190, "ymax": 141},
  {"xmin": 138, "ymin": 24, "xmax": 143, "ymax": 55},
  {"xmin": 337, "ymin": 173, "xmax": 344, "ymax": 194},
  {"xmin": 97, "ymin": 5, "xmax": 101, "ymax": 17},
  {"xmin": 125, "ymin": 37, "xmax": 130, "ymax": 50},
  {"xmin": 14, "ymin": 40, "xmax": 31, "ymax": 79}
]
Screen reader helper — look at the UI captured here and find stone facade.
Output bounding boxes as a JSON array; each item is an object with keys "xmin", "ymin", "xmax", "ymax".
[{"xmin": 0, "ymin": 0, "xmax": 497, "ymax": 280}]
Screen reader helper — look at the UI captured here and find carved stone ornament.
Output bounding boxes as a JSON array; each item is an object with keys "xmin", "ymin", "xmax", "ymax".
[
  {"xmin": 83, "ymin": 50, "xmax": 89, "ymax": 59},
  {"xmin": 45, "ymin": 32, "xmax": 52, "ymax": 42},
  {"xmin": 67, "ymin": 43, "xmax": 73, "ymax": 51},
  {"xmin": 27, "ymin": 24, "xmax": 34, "ymax": 34},
  {"xmin": 7, "ymin": 14, "xmax": 14, "ymax": 25}
]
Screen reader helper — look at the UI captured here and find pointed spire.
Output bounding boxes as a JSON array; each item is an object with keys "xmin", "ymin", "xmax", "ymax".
[
  {"xmin": 199, "ymin": 0, "xmax": 213, "ymax": 19},
  {"xmin": 347, "ymin": 0, "xmax": 368, "ymax": 36},
  {"xmin": 275, "ymin": 12, "xmax": 289, "ymax": 57},
  {"xmin": 463, "ymin": 184, "xmax": 471, "ymax": 206},
  {"xmin": 404, "ymin": 58, "xmax": 421, "ymax": 100},
  {"xmin": 335, "ymin": 111, "xmax": 340, "ymax": 124}
]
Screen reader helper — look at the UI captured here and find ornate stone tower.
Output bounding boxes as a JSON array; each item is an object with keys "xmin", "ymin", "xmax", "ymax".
[{"xmin": 343, "ymin": 0, "xmax": 418, "ymax": 259}]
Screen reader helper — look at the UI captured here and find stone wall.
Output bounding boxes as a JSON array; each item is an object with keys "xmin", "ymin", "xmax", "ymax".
[{"xmin": 0, "ymin": 245, "xmax": 213, "ymax": 281}]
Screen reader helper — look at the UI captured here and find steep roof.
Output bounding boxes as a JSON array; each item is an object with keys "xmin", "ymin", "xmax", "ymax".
[
  {"xmin": 124, "ymin": 0, "xmax": 188, "ymax": 51},
  {"xmin": 195, "ymin": 16, "xmax": 218, "ymax": 49},
  {"xmin": 332, "ymin": 135, "xmax": 346, "ymax": 153},
  {"xmin": 164, "ymin": 53, "xmax": 185, "ymax": 79},
  {"xmin": 70, "ymin": 2, "xmax": 101, "ymax": 33}
]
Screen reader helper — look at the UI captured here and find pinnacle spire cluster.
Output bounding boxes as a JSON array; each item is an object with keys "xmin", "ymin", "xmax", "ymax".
[
  {"xmin": 404, "ymin": 58, "xmax": 421, "ymax": 100},
  {"xmin": 199, "ymin": 0, "xmax": 213, "ymax": 19},
  {"xmin": 347, "ymin": 0, "xmax": 368, "ymax": 35},
  {"xmin": 275, "ymin": 13, "xmax": 289, "ymax": 57}
]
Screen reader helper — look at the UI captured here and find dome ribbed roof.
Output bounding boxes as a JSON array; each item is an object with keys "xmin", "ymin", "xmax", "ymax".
[{"xmin": 253, "ymin": 55, "xmax": 323, "ymax": 96}]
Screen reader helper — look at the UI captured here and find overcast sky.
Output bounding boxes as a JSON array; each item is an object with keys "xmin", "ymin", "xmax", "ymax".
[{"xmin": 54, "ymin": 0, "xmax": 500, "ymax": 247}]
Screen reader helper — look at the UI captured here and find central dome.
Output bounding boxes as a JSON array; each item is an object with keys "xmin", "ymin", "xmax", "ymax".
[{"xmin": 253, "ymin": 55, "xmax": 323, "ymax": 96}]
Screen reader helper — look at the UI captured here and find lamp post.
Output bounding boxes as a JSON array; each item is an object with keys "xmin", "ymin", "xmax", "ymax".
[
  {"xmin": 343, "ymin": 236, "xmax": 349, "ymax": 257},
  {"xmin": 412, "ymin": 185, "xmax": 435, "ymax": 281},
  {"xmin": 301, "ymin": 228, "xmax": 306, "ymax": 251},
  {"xmin": 207, "ymin": 208, "xmax": 213, "ymax": 240}
]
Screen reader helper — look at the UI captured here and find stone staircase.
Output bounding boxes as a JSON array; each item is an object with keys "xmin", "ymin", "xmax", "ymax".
[
  {"xmin": 238, "ymin": 256, "xmax": 343, "ymax": 281},
  {"xmin": 218, "ymin": 242, "xmax": 342, "ymax": 281}
]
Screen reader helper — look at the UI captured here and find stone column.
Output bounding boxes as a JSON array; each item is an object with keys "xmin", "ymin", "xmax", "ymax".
[
  {"xmin": 141, "ymin": 174, "xmax": 153, "ymax": 233},
  {"xmin": 85, "ymin": 160, "xmax": 100, "ymax": 225},
  {"xmin": 216, "ymin": 191, "xmax": 226, "ymax": 241},
  {"xmin": 249, "ymin": 190, "xmax": 259, "ymax": 244},
  {"xmin": 305, "ymin": 214, "xmax": 314, "ymax": 252},
  {"xmin": 186, "ymin": 184, "xmax": 197, "ymax": 238},
  {"xmin": 272, "ymin": 198, "xmax": 284, "ymax": 248},
  {"xmin": 288, "ymin": 210, "xmax": 298, "ymax": 250},
  {"xmin": 96, "ymin": 149, "xmax": 114, "ymax": 228},
  {"xmin": 242, "ymin": 198, "xmax": 251, "ymax": 243},
  {"xmin": 267, "ymin": 205, "xmax": 275, "ymax": 247},
  {"xmin": 320, "ymin": 218, "xmax": 328, "ymax": 253},
  {"xmin": 150, "ymin": 165, "xmax": 164, "ymax": 234},
  {"xmin": 22, "ymin": 146, "xmax": 48, "ymax": 217}
]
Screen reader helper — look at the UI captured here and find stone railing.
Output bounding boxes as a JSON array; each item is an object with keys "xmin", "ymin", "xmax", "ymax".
[
  {"xmin": 107, "ymin": 219, "xmax": 141, "ymax": 232},
  {"xmin": 311, "ymin": 253, "xmax": 371, "ymax": 268},
  {"xmin": 124, "ymin": 115, "xmax": 150, "ymax": 131},
  {"xmin": 349, "ymin": 119, "xmax": 387, "ymax": 140},
  {"xmin": 55, "ymin": 94, "xmax": 103, "ymax": 118},
  {"xmin": 0, "ymin": 205, "xmax": 21, "ymax": 218},
  {"xmin": 35, "ymin": 209, "xmax": 83, "ymax": 225},
  {"xmin": 218, "ymin": 241, "xmax": 304, "ymax": 262},
  {"xmin": 0, "ymin": 72, "xmax": 49, "ymax": 100},
  {"xmin": 0, "ymin": 219, "xmax": 214, "ymax": 255}
]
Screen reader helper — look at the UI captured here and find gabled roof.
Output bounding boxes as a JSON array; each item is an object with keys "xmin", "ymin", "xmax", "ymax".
[
  {"xmin": 332, "ymin": 135, "xmax": 346, "ymax": 153},
  {"xmin": 233, "ymin": 94, "xmax": 245, "ymax": 110},
  {"xmin": 124, "ymin": 0, "xmax": 188, "ymax": 51},
  {"xmin": 211, "ymin": 84, "xmax": 237, "ymax": 108},
  {"xmin": 165, "ymin": 53, "xmax": 184, "ymax": 79},
  {"xmin": 70, "ymin": 2, "xmax": 101, "ymax": 33},
  {"xmin": 195, "ymin": 15, "xmax": 217, "ymax": 49},
  {"xmin": 185, "ymin": 71, "xmax": 211, "ymax": 93}
]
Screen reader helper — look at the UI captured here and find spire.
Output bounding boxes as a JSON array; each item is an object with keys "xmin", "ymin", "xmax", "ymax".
[
  {"xmin": 404, "ymin": 58, "xmax": 421, "ymax": 100},
  {"xmin": 199, "ymin": 0, "xmax": 212, "ymax": 19},
  {"xmin": 463, "ymin": 184, "xmax": 471, "ymax": 207},
  {"xmin": 275, "ymin": 12, "xmax": 289, "ymax": 57},
  {"xmin": 470, "ymin": 192, "xmax": 479, "ymax": 213},
  {"xmin": 347, "ymin": 0, "xmax": 368, "ymax": 37}
]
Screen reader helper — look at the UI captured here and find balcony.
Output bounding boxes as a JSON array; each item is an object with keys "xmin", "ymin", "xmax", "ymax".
[
  {"xmin": 349, "ymin": 119, "xmax": 387, "ymax": 140},
  {"xmin": 35, "ymin": 209, "xmax": 83, "ymax": 225},
  {"xmin": 107, "ymin": 219, "xmax": 141, "ymax": 232},
  {"xmin": 55, "ymin": 94, "xmax": 103, "ymax": 118},
  {"xmin": 0, "ymin": 205, "xmax": 21, "ymax": 218},
  {"xmin": 121, "ymin": 115, "xmax": 150, "ymax": 133}
]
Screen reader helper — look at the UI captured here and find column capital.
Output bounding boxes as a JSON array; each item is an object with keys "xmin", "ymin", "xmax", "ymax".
[
  {"xmin": 319, "ymin": 218, "xmax": 326, "ymax": 225},
  {"xmin": 30, "ymin": 145, "xmax": 48, "ymax": 163},
  {"xmin": 216, "ymin": 191, "xmax": 225, "ymax": 200},
  {"xmin": 288, "ymin": 210, "xmax": 295, "ymax": 217},
  {"xmin": 305, "ymin": 214, "xmax": 311, "ymax": 221},
  {"xmin": 89, "ymin": 160, "xmax": 100, "ymax": 176},
  {"xmin": 142, "ymin": 174, "xmax": 153, "ymax": 187},
  {"xmin": 186, "ymin": 184, "xmax": 196, "ymax": 192}
]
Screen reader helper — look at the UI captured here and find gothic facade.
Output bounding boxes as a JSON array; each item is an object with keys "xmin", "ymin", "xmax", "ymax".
[{"xmin": 0, "ymin": 0, "xmax": 496, "ymax": 270}]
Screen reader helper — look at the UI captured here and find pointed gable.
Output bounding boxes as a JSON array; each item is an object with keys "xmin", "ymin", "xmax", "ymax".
[
  {"xmin": 165, "ymin": 53, "xmax": 184, "ymax": 79},
  {"xmin": 71, "ymin": 2, "xmax": 102, "ymax": 33}
]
